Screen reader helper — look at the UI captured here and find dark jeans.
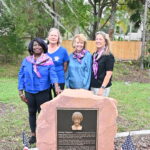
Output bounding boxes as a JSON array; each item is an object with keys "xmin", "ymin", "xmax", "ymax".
[
  {"xmin": 25, "ymin": 89, "xmax": 52, "ymax": 133},
  {"xmin": 50, "ymin": 83, "xmax": 65, "ymax": 97}
]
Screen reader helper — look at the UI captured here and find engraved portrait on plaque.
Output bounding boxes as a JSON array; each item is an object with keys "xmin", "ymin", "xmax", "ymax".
[
  {"xmin": 57, "ymin": 109, "xmax": 97, "ymax": 150},
  {"xmin": 71, "ymin": 112, "xmax": 83, "ymax": 131}
]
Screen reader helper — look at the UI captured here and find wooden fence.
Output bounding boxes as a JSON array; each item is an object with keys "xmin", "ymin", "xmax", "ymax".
[{"xmin": 62, "ymin": 40, "xmax": 142, "ymax": 60}]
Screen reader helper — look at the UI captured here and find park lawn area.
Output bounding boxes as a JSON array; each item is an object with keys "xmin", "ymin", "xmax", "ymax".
[
  {"xmin": 0, "ymin": 78, "xmax": 150, "ymax": 149},
  {"xmin": 0, "ymin": 78, "xmax": 31, "ymax": 149},
  {"xmin": 110, "ymin": 81, "xmax": 150, "ymax": 131},
  {"xmin": 0, "ymin": 62, "xmax": 150, "ymax": 149}
]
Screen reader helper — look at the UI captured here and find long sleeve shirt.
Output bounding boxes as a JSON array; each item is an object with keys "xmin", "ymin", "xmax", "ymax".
[
  {"xmin": 66, "ymin": 51, "xmax": 92, "ymax": 90},
  {"xmin": 18, "ymin": 58, "xmax": 58, "ymax": 94}
]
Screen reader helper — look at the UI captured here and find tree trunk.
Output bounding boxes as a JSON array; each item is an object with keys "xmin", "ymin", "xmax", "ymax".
[
  {"xmin": 52, "ymin": 0, "xmax": 59, "ymax": 28},
  {"xmin": 108, "ymin": 0, "xmax": 118, "ymax": 40},
  {"xmin": 140, "ymin": 0, "xmax": 148, "ymax": 69},
  {"xmin": 91, "ymin": 22, "xmax": 98, "ymax": 40},
  {"xmin": 89, "ymin": 0, "xmax": 98, "ymax": 40}
]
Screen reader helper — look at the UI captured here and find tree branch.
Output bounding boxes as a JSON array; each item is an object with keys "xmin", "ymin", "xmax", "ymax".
[
  {"xmin": 99, "ymin": 14, "xmax": 111, "ymax": 30},
  {"xmin": 88, "ymin": 0, "xmax": 94, "ymax": 8}
]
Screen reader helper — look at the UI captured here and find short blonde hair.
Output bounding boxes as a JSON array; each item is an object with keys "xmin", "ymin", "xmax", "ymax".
[
  {"xmin": 48, "ymin": 28, "xmax": 62, "ymax": 45},
  {"xmin": 72, "ymin": 112, "xmax": 83, "ymax": 121},
  {"xmin": 95, "ymin": 31, "xmax": 112, "ymax": 55},
  {"xmin": 72, "ymin": 34, "xmax": 87, "ymax": 49}
]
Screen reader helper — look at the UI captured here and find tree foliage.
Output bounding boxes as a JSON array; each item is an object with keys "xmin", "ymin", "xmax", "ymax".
[
  {"xmin": 127, "ymin": 0, "xmax": 144, "ymax": 29},
  {"xmin": 1, "ymin": 0, "xmax": 143, "ymax": 40},
  {"xmin": 0, "ymin": 0, "xmax": 146, "ymax": 47},
  {"xmin": 0, "ymin": 33, "xmax": 25, "ymax": 58},
  {"xmin": 0, "ymin": 0, "xmax": 53, "ymax": 62}
]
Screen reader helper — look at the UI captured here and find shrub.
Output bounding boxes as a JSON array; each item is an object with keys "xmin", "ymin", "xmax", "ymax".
[
  {"xmin": 143, "ymin": 55, "xmax": 150, "ymax": 69},
  {"xmin": 0, "ymin": 33, "xmax": 26, "ymax": 63}
]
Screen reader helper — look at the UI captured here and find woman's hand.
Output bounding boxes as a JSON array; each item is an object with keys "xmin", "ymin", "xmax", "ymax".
[
  {"xmin": 55, "ymin": 86, "xmax": 62, "ymax": 95},
  {"xmin": 54, "ymin": 84, "xmax": 62, "ymax": 95},
  {"xmin": 20, "ymin": 94, "xmax": 28, "ymax": 103},
  {"xmin": 98, "ymin": 88, "xmax": 104, "ymax": 96},
  {"xmin": 19, "ymin": 90, "xmax": 28, "ymax": 103}
]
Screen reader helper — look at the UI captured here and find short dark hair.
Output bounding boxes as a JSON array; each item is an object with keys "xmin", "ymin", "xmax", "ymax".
[{"xmin": 28, "ymin": 37, "xmax": 48, "ymax": 55}]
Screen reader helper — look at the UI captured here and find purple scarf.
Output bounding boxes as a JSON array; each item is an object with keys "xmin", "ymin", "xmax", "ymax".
[
  {"xmin": 92, "ymin": 47, "xmax": 105, "ymax": 79},
  {"xmin": 73, "ymin": 49, "xmax": 87, "ymax": 63},
  {"xmin": 26, "ymin": 53, "xmax": 54, "ymax": 78}
]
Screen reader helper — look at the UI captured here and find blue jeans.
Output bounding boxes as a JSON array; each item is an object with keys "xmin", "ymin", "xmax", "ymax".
[{"xmin": 90, "ymin": 87, "xmax": 111, "ymax": 97}]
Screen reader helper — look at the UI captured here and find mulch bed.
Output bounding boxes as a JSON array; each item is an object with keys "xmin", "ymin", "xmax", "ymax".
[
  {"xmin": 114, "ymin": 64, "xmax": 150, "ymax": 83},
  {"xmin": 0, "ymin": 102, "xmax": 16, "ymax": 117},
  {"xmin": 115, "ymin": 134, "xmax": 150, "ymax": 150}
]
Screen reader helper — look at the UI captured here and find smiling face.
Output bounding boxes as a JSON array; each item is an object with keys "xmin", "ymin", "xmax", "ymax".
[
  {"xmin": 48, "ymin": 30, "xmax": 59, "ymax": 45},
  {"xmin": 74, "ymin": 38, "xmax": 85, "ymax": 52},
  {"xmin": 95, "ymin": 34, "xmax": 106, "ymax": 49},
  {"xmin": 33, "ymin": 41, "xmax": 43, "ymax": 55}
]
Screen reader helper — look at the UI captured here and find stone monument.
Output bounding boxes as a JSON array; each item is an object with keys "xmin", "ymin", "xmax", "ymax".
[{"xmin": 36, "ymin": 89, "xmax": 118, "ymax": 150}]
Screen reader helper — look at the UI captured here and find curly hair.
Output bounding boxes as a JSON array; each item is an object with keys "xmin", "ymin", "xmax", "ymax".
[{"xmin": 28, "ymin": 37, "xmax": 48, "ymax": 55}]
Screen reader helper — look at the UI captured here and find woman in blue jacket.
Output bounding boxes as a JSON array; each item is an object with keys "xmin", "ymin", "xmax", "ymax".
[
  {"xmin": 66, "ymin": 34, "xmax": 92, "ymax": 89},
  {"xmin": 18, "ymin": 38, "xmax": 61, "ymax": 144}
]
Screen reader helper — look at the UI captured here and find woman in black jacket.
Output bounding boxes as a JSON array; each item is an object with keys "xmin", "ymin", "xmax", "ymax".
[{"xmin": 90, "ymin": 31, "xmax": 115, "ymax": 96}]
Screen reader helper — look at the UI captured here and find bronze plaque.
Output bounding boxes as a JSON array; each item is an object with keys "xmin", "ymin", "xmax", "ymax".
[{"xmin": 57, "ymin": 109, "xmax": 97, "ymax": 150}]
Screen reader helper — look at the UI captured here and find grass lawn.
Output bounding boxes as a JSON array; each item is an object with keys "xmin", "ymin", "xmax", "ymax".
[
  {"xmin": 110, "ymin": 82, "xmax": 150, "ymax": 132},
  {"xmin": 0, "ymin": 63, "xmax": 150, "ymax": 149},
  {"xmin": 0, "ymin": 78, "xmax": 30, "ymax": 150}
]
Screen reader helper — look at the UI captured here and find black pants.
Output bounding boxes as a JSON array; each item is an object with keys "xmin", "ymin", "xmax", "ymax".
[
  {"xmin": 25, "ymin": 89, "xmax": 52, "ymax": 133},
  {"xmin": 50, "ymin": 83, "xmax": 65, "ymax": 98}
]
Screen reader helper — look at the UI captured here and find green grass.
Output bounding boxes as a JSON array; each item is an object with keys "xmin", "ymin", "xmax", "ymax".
[
  {"xmin": 0, "ymin": 63, "xmax": 150, "ymax": 149},
  {"xmin": 0, "ymin": 77, "xmax": 30, "ymax": 150},
  {"xmin": 0, "ymin": 78, "xmax": 19, "ymax": 103},
  {"xmin": 110, "ymin": 82, "xmax": 150, "ymax": 131},
  {"xmin": 0, "ymin": 63, "xmax": 20, "ymax": 78}
]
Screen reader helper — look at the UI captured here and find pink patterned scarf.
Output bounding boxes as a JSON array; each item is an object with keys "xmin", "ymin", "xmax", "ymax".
[
  {"xmin": 92, "ymin": 47, "xmax": 105, "ymax": 79},
  {"xmin": 26, "ymin": 53, "xmax": 54, "ymax": 78},
  {"xmin": 73, "ymin": 49, "xmax": 87, "ymax": 63}
]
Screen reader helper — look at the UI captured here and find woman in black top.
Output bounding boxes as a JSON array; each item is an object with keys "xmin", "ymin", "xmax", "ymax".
[{"xmin": 90, "ymin": 31, "xmax": 115, "ymax": 96}]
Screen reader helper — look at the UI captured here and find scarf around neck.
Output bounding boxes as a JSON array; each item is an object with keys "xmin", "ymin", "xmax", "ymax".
[
  {"xmin": 92, "ymin": 47, "xmax": 105, "ymax": 79},
  {"xmin": 26, "ymin": 53, "xmax": 54, "ymax": 78},
  {"xmin": 73, "ymin": 49, "xmax": 88, "ymax": 63}
]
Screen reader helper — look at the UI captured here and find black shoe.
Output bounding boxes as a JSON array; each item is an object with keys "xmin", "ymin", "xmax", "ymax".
[{"xmin": 29, "ymin": 136, "xmax": 36, "ymax": 144}]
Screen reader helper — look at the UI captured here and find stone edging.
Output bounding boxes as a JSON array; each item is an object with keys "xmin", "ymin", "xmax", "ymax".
[{"xmin": 115, "ymin": 130, "xmax": 150, "ymax": 138}]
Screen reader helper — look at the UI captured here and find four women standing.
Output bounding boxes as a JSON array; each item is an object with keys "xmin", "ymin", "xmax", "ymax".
[{"xmin": 18, "ymin": 30, "xmax": 114, "ymax": 145}]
